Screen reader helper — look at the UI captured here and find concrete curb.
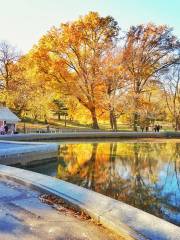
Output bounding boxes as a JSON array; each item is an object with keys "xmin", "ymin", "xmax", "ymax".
[
  {"xmin": 0, "ymin": 165, "xmax": 179, "ymax": 240},
  {"xmin": 0, "ymin": 131, "xmax": 175, "ymax": 141},
  {"xmin": 0, "ymin": 141, "xmax": 59, "ymax": 165}
]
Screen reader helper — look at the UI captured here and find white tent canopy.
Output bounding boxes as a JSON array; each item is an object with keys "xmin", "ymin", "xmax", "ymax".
[{"xmin": 0, "ymin": 107, "xmax": 20, "ymax": 123}]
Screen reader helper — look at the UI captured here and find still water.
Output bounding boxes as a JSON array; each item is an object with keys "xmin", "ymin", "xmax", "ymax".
[{"xmin": 27, "ymin": 140, "xmax": 180, "ymax": 225}]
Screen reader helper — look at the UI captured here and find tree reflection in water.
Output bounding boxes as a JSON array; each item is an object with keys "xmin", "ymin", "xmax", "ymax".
[{"xmin": 57, "ymin": 141, "xmax": 180, "ymax": 226}]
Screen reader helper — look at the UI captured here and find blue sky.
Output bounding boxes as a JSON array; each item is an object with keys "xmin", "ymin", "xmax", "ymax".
[{"xmin": 0, "ymin": 0, "xmax": 179, "ymax": 53}]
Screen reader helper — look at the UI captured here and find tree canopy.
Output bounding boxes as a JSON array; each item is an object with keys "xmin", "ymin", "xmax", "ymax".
[{"xmin": 0, "ymin": 12, "xmax": 180, "ymax": 130}]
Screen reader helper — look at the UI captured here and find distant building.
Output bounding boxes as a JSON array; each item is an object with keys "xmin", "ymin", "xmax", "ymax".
[{"xmin": 0, "ymin": 104, "xmax": 20, "ymax": 133}]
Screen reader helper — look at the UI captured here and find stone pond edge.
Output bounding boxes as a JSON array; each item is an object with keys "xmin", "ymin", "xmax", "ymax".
[
  {"xmin": 0, "ymin": 165, "xmax": 179, "ymax": 240},
  {"xmin": 0, "ymin": 141, "xmax": 59, "ymax": 165},
  {"xmin": 1, "ymin": 131, "xmax": 180, "ymax": 141}
]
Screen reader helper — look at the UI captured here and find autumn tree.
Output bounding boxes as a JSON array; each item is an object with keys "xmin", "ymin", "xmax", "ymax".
[
  {"xmin": 162, "ymin": 65, "xmax": 180, "ymax": 130},
  {"xmin": 4, "ymin": 57, "xmax": 32, "ymax": 116},
  {"xmin": 0, "ymin": 41, "xmax": 19, "ymax": 91},
  {"xmin": 64, "ymin": 97, "xmax": 78, "ymax": 122},
  {"xmin": 6, "ymin": 54, "xmax": 55, "ymax": 120},
  {"xmin": 51, "ymin": 99, "xmax": 67, "ymax": 120},
  {"xmin": 0, "ymin": 42, "xmax": 35, "ymax": 117},
  {"xmin": 100, "ymin": 50, "xmax": 128, "ymax": 130},
  {"xmin": 32, "ymin": 12, "xmax": 119, "ymax": 128},
  {"xmin": 122, "ymin": 24, "xmax": 180, "ymax": 131}
]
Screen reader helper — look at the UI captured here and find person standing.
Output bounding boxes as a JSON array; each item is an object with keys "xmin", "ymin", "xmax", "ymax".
[
  {"xmin": 4, "ymin": 122, "xmax": 9, "ymax": 134},
  {"xmin": 156, "ymin": 125, "xmax": 160, "ymax": 132},
  {"xmin": 141, "ymin": 126, "xmax": 144, "ymax": 132},
  {"xmin": 154, "ymin": 125, "xmax": 157, "ymax": 132}
]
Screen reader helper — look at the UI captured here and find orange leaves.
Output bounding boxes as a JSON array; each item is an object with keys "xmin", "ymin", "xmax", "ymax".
[
  {"xmin": 27, "ymin": 12, "xmax": 120, "ymax": 128},
  {"xmin": 6, "ymin": 12, "xmax": 179, "ymax": 128},
  {"xmin": 123, "ymin": 23, "xmax": 180, "ymax": 96}
]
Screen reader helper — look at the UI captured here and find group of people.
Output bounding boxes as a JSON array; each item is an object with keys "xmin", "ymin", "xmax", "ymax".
[
  {"xmin": 140, "ymin": 124, "xmax": 162, "ymax": 132},
  {"xmin": 0, "ymin": 122, "xmax": 16, "ymax": 135},
  {"xmin": 154, "ymin": 124, "xmax": 162, "ymax": 132}
]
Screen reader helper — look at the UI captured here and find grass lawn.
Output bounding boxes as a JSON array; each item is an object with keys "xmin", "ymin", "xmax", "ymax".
[{"xmin": 16, "ymin": 118, "xmax": 175, "ymax": 133}]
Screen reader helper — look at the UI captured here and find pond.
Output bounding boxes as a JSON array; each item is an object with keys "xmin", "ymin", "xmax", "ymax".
[{"xmin": 25, "ymin": 139, "xmax": 180, "ymax": 226}]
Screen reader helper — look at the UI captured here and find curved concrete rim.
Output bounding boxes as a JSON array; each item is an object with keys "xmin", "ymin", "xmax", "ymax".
[{"xmin": 0, "ymin": 165, "xmax": 179, "ymax": 240}]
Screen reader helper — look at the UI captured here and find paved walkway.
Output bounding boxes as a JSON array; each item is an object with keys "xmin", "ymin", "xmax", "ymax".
[{"xmin": 0, "ymin": 178, "xmax": 123, "ymax": 240}]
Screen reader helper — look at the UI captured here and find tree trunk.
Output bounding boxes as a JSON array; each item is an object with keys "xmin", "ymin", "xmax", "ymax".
[
  {"xmin": 44, "ymin": 114, "xmax": 48, "ymax": 124},
  {"xmin": 33, "ymin": 114, "xmax": 38, "ymax": 122},
  {"xmin": 23, "ymin": 122, "xmax": 26, "ymax": 134},
  {"xmin": 90, "ymin": 107, "xmax": 99, "ymax": 129},
  {"xmin": 133, "ymin": 82, "xmax": 140, "ymax": 131},
  {"xmin": 64, "ymin": 115, "xmax": 67, "ymax": 127},
  {"xmin": 110, "ymin": 110, "xmax": 114, "ymax": 130},
  {"xmin": 113, "ymin": 114, "xmax": 117, "ymax": 131},
  {"xmin": 175, "ymin": 116, "xmax": 180, "ymax": 131},
  {"xmin": 110, "ymin": 109, "xmax": 117, "ymax": 131},
  {"xmin": 133, "ymin": 112, "xmax": 138, "ymax": 131}
]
